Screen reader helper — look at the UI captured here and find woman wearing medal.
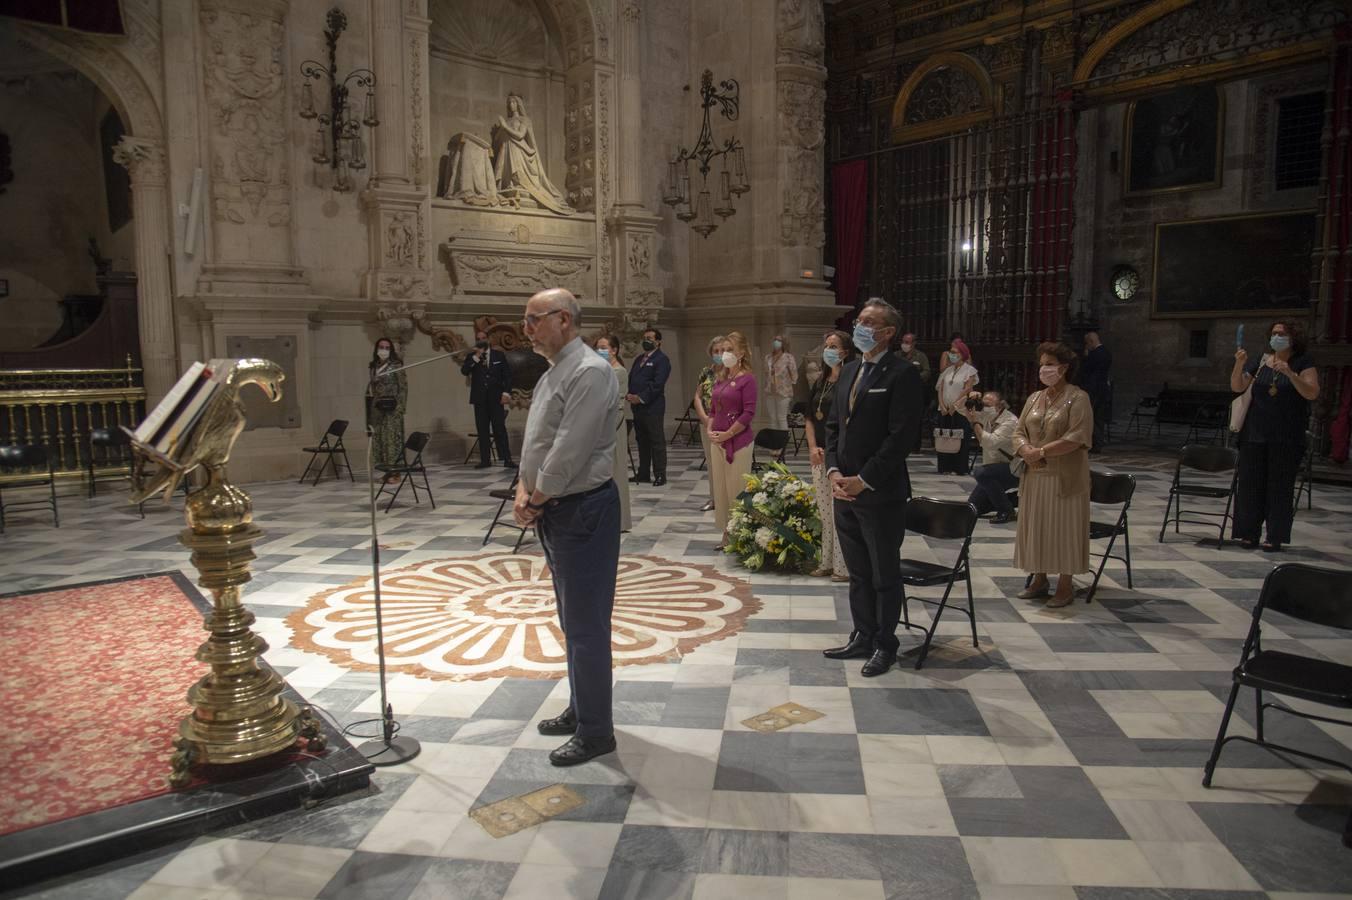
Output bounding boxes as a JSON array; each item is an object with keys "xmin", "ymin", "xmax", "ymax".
[
  {"xmin": 805, "ymin": 330, "xmax": 853, "ymax": 580},
  {"xmin": 1230, "ymin": 320, "xmax": 1320, "ymax": 552}
]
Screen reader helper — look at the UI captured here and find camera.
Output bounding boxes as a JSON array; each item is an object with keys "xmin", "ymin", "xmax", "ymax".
[
  {"xmin": 964, "ymin": 396, "xmax": 984, "ymax": 412},
  {"xmin": 475, "ymin": 340, "xmax": 489, "ymax": 351}
]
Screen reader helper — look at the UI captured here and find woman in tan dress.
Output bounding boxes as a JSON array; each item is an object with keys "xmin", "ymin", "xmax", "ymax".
[{"xmin": 1011, "ymin": 341, "xmax": 1093, "ymax": 608}]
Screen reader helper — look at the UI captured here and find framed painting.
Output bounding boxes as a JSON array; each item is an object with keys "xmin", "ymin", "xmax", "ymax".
[
  {"xmin": 1124, "ymin": 84, "xmax": 1224, "ymax": 197},
  {"xmin": 1150, "ymin": 211, "xmax": 1315, "ymax": 318}
]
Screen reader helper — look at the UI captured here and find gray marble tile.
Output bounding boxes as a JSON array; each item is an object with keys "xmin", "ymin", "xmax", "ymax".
[
  {"xmin": 596, "ymin": 866, "xmax": 696, "ymax": 900},
  {"xmin": 1190, "ymin": 801, "xmax": 1352, "ymax": 893},
  {"xmin": 659, "ymin": 686, "xmax": 731, "ymax": 729},
  {"xmin": 938, "ymin": 765, "xmax": 1023, "ymax": 799},
  {"xmin": 316, "ymin": 850, "xmax": 435, "ymax": 900},
  {"xmin": 851, "ymin": 688, "xmax": 990, "ymax": 736},
  {"xmin": 474, "ymin": 678, "xmax": 558, "ymax": 720},
  {"xmin": 608, "ymin": 825, "xmax": 709, "ymax": 873},
  {"xmin": 714, "ymin": 732, "xmax": 866, "ymax": 794},
  {"xmin": 407, "ymin": 860, "xmax": 516, "ymax": 900},
  {"xmin": 699, "ymin": 828, "xmax": 791, "ymax": 876}
]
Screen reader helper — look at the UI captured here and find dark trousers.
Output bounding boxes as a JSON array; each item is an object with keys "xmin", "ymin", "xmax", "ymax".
[
  {"xmin": 633, "ymin": 409, "xmax": 666, "ymax": 481},
  {"xmin": 1233, "ymin": 440, "xmax": 1303, "ymax": 545},
  {"xmin": 936, "ymin": 412, "xmax": 972, "ymax": 475},
  {"xmin": 537, "ymin": 480, "xmax": 621, "ymax": 738},
  {"xmin": 1088, "ymin": 387, "xmax": 1110, "ymax": 450},
  {"xmin": 969, "ymin": 462, "xmax": 1019, "ymax": 515},
  {"xmin": 834, "ymin": 493, "xmax": 906, "ymax": 653},
  {"xmin": 473, "ymin": 399, "xmax": 512, "ymax": 465}
]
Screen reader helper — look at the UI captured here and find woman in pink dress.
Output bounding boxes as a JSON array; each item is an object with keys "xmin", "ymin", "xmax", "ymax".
[{"xmin": 709, "ymin": 331, "xmax": 758, "ymax": 546}]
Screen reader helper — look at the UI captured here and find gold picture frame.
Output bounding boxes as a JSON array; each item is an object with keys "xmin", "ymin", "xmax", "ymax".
[
  {"xmin": 1150, "ymin": 210, "xmax": 1316, "ymax": 319},
  {"xmin": 1124, "ymin": 84, "xmax": 1224, "ymax": 197}
]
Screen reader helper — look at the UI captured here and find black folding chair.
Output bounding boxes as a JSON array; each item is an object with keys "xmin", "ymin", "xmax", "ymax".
[
  {"xmin": 299, "ymin": 419, "xmax": 353, "ymax": 486},
  {"xmin": 1158, "ymin": 444, "xmax": 1237, "ymax": 548},
  {"xmin": 750, "ymin": 429, "xmax": 790, "ymax": 472},
  {"xmin": 463, "ymin": 433, "xmax": 480, "ymax": 465},
  {"xmin": 669, "ymin": 400, "xmax": 701, "ymax": 447},
  {"xmin": 787, "ymin": 401, "xmax": 808, "ymax": 455},
  {"xmin": 898, "ymin": 497, "xmax": 979, "ymax": 670},
  {"xmin": 1202, "ymin": 563, "xmax": 1352, "ymax": 846},
  {"xmin": 0, "ymin": 444, "xmax": 60, "ymax": 533},
  {"xmin": 1292, "ymin": 430, "xmax": 1315, "ymax": 518},
  {"xmin": 1126, "ymin": 394, "xmax": 1160, "ymax": 438},
  {"xmin": 375, "ymin": 431, "xmax": 435, "ymax": 513},
  {"xmin": 1085, "ymin": 470, "xmax": 1135, "ymax": 603},
  {"xmin": 483, "ymin": 472, "xmax": 530, "ymax": 552}
]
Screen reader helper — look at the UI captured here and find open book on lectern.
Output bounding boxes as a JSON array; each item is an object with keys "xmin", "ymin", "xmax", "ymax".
[{"xmin": 122, "ymin": 359, "xmax": 238, "ymax": 467}]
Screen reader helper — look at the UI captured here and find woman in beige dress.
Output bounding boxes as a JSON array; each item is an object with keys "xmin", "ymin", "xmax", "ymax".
[
  {"xmin": 595, "ymin": 335, "xmax": 632, "ymax": 532},
  {"xmin": 1011, "ymin": 341, "xmax": 1093, "ymax": 608}
]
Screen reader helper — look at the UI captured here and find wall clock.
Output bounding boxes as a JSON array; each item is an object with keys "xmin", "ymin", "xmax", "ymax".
[{"xmin": 1111, "ymin": 265, "xmax": 1140, "ymax": 301}]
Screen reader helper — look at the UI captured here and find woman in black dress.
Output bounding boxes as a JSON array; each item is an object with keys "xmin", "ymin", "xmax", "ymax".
[{"xmin": 1229, "ymin": 320, "xmax": 1320, "ymax": 552}]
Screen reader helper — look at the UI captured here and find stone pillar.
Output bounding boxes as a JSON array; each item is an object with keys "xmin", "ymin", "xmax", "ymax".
[
  {"xmin": 113, "ymin": 137, "xmax": 178, "ymax": 405},
  {"xmin": 362, "ymin": 0, "xmax": 431, "ymax": 311},
  {"xmin": 608, "ymin": 2, "xmax": 663, "ymax": 337}
]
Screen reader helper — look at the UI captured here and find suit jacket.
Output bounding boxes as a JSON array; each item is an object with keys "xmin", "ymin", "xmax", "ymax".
[
  {"xmin": 1080, "ymin": 345, "xmax": 1112, "ymax": 396},
  {"xmin": 825, "ymin": 351, "xmax": 925, "ymax": 502},
  {"xmin": 460, "ymin": 348, "xmax": 513, "ymax": 406},
  {"xmin": 629, "ymin": 348, "xmax": 671, "ymax": 416}
]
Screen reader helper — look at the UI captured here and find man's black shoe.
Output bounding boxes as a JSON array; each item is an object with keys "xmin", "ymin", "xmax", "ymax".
[
  {"xmin": 537, "ymin": 708, "xmax": 577, "ymax": 736},
  {"xmin": 992, "ymin": 512, "xmax": 1015, "ymax": 525},
  {"xmin": 502, "ymin": 459, "xmax": 517, "ymax": 468},
  {"xmin": 630, "ymin": 476, "xmax": 650, "ymax": 484},
  {"xmin": 861, "ymin": 649, "xmax": 896, "ymax": 677},
  {"xmin": 549, "ymin": 733, "xmax": 617, "ymax": 767},
  {"xmin": 822, "ymin": 635, "xmax": 872, "ymax": 660},
  {"xmin": 653, "ymin": 476, "xmax": 667, "ymax": 487},
  {"xmin": 474, "ymin": 462, "xmax": 493, "ymax": 469}
]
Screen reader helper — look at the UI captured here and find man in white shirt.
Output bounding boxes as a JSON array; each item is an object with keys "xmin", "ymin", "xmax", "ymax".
[
  {"xmin": 513, "ymin": 287, "xmax": 621, "ymax": 766},
  {"xmin": 962, "ymin": 390, "xmax": 1020, "ymax": 524}
]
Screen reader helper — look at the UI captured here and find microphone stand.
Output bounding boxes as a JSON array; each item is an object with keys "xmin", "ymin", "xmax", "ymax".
[{"xmin": 356, "ymin": 349, "xmax": 470, "ymax": 766}]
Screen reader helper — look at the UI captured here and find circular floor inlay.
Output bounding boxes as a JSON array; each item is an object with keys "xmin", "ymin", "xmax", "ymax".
[{"xmin": 287, "ymin": 553, "xmax": 759, "ymax": 681}]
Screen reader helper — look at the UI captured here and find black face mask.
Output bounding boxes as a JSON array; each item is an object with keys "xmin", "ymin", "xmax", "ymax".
[
  {"xmin": 642, "ymin": 340, "xmax": 656, "ymax": 352},
  {"xmin": 475, "ymin": 341, "xmax": 489, "ymax": 351}
]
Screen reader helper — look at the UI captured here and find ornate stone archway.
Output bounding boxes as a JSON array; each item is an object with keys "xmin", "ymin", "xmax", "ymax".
[
  {"xmin": 14, "ymin": 23, "xmax": 178, "ymax": 403},
  {"xmin": 890, "ymin": 51, "xmax": 999, "ymax": 145}
]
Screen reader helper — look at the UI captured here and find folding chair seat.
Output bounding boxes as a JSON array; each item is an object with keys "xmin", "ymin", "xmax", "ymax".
[
  {"xmin": 898, "ymin": 497, "xmax": 979, "ymax": 670},
  {"xmin": 483, "ymin": 473, "xmax": 530, "ymax": 552},
  {"xmin": 299, "ymin": 419, "xmax": 354, "ymax": 486},
  {"xmin": 1085, "ymin": 470, "xmax": 1134, "ymax": 603},
  {"xmin": 1202, "ymin": 563, "xmax": 1352, "ymax": 846},
  {"xmin": 1158, "ymin": 444, "xmax": 1237, "ymax": 548},
  {"xmin": 0, "ymin": 444, "xmax": 60, "ymax": 533},
  {"xmin": 750, "ymin": 429, "xmax": 790, "ymax": 472},
  {"xmin": 375, "ymin": 431, "xmax": 435, "ymax": 513},
  {"xmin": 1127, "ymin": 394, "xmax": 1160, "ymax": 438}
]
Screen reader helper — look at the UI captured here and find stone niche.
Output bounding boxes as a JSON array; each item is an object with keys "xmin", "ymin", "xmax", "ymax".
[{"xmin": 435, "ymin": 203, "xmax": 597, "ymax": 301}]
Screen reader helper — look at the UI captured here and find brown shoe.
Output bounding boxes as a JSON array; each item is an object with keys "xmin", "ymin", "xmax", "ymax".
[
  {"xmin": 1046, "ymin": 591, "xmax": 1075, "ymax": 608},
  {"xmin": 810, "ymin": 567, "xmax": 831, "ymax": 577},
  {"xmin": 1017, "ymin": 582, "xmax": 1050, "ymax": 600}
]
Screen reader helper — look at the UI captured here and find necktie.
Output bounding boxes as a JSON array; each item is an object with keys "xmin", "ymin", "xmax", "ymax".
[{"xmin": 849, "ymin": 362, "xmax": 874, "ymax": 413}]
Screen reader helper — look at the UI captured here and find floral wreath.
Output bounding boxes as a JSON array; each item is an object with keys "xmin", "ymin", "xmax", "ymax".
[{"xmin": 724, "ymin": 463, "xmax": 822, "ymax": 572}]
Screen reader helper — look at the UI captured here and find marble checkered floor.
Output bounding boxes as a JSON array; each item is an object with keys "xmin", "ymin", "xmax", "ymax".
[{"xmin": 4, "ymin": 444, "xmax": 1352, "ymax": 900}]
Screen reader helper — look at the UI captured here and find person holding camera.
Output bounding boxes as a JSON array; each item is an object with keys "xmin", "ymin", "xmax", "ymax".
[
  {"xmin": 461, "ymin": 330, "xmax": 515, "ymax": 469},
  {"xmin": 961, "ymin": 389, "xmax": 1020, "ymax": 524}
]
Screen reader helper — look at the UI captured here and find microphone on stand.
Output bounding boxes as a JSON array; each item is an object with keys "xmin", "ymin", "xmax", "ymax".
[{"xmin": 355, "ymin": 348, "xmax": 466, "ymax": 766}]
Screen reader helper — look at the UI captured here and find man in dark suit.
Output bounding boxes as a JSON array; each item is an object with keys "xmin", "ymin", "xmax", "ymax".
[
  {"xmin": 627, "ymin": 326, "xmax": 671, "ymax": 486},
  {"xmin": 1080, "ymin": 331, "xmax": 1112, "ymax": 453},
  {"xmin": 461, "ymin": 330, "xmax": 515, "ymax": 468},
  {"xmin": 823, "ymin": 299, "xmax": 925, "ymax": 677}
]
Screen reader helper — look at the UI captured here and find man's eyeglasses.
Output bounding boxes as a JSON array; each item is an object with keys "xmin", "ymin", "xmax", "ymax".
[{"xmin": 522, "ymin": 308, "xmax": 564, "ymax": 328}]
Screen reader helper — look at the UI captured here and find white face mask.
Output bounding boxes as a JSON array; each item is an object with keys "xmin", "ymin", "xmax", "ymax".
[
  {"xmin": 376, "ymin": 348, "xmax": 390, "ymax": 361},
  {"xmin": 721, "ymin": 351, "xmax": 738, "ymax": 369},
  {"xmin": 1039, "ymin": 365, "xmax": 1062, "ymax": 387},
  {"xmin": 900, "ymin": 343, "xmax": 913, "ymax": 354}
]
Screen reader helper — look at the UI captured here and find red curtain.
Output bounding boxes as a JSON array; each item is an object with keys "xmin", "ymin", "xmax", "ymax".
[{"xmin": 831, "ymin": 160, "xmax": 869, "ymax": 307}]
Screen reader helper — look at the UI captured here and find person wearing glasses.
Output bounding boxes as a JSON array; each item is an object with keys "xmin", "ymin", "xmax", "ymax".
[
  {"xmin": 514, "ymin": 289, "xmax": 622, "ymax": 766},
  {"xmin": 822, "ymin": 299, "xmax": 925, "ymax": 678}
]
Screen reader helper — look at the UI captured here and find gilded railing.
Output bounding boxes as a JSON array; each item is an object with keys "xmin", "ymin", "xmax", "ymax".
[{"xmin": 0, "ymin": 358, "xmax": 145, "ymax": 484}]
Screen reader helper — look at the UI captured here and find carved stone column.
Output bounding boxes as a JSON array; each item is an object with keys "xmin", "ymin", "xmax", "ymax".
[
  {"xmin": 113, "ymin": 136, "xmax": 178, "ymax": 405},
  {"xmin": 362, "ymin": 0, "xmax": 431, "ymax": 308},
  {"xmin": 775, "ymin": 0, "xmax": 827, "ymax": 274},
  {"xmin": 607, "ymin": 1, "xmax": 662, "ymax": 336}
]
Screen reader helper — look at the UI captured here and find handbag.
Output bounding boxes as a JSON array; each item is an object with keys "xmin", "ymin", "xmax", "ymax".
[
  {"xmin": 1001, "ymin": 447, "xmax": 1026, "ymax": 478},
  {"xmin": 933, "ymin": 428, "xmax": 964, "ymax": 454},
  {"xmin": 373, "ymin": 397, "xmax": 398, "ymax": 413},
  {"xmin": 1230, "ymin": 359, "xmax": 1268, "ymax": 433}
]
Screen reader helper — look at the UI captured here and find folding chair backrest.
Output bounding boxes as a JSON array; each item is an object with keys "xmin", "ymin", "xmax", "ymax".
[
  {"xmin": 1090, "ymin": 470, "xmax": 1135, "ymax": 507},
  {"xmin": 328, "ymin": 419, "xmax": 350, "ymax": 438},
  {"xmin": 903, "ymin": 496, "xmax": 978, "ymax": 541},
  {"xmin": 754, "ymin": 429, "xmax": 790, "ymax": 452},
  {"xmin": 0, "ymin": 444, "xmax": 47, "ymax": 470},
  {"xmin": 406, "ymin": 431, "xmax": 431, "ymax": 455},
  {"xmin": 1178, "ymin": 444, "xmax": 1237, "ymax": 474},
  {"xmin": 1258, "ymin": 563, "xmax": 1352, "ymax": 632}
]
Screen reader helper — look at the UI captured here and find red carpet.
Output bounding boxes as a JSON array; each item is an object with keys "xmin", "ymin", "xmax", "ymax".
[{"xmin": 0, "ymin": 574, "xmax": 207, "ymax": 836}]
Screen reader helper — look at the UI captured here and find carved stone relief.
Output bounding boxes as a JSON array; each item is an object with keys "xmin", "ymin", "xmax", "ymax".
[
  {"xmin": 778, "ymin": 79, "xmax": 826, "ymax": 249},
  {"xmin": 430, "ymin": 0, "xmax": 547, "ymax": 61},
  {"xmin": 777, "ymin": 0, "xmax": 825, "ymax": 67},
  {"xmin": 200, "ymin": 6, "xmax": 291, "ymax": 231},
  {"xmin": 378, "ymin": 302, "xmax": 422, "ymax": 345},
  {"xmin": 596, "ymin": 69, "xmax": 612, "ymax": 298},
  {"xmin": 112, "ymin": 135, "xmax": 167, "ymax": 186},
  {"xmin": 455, "ymin": 253, "xmax": 592, "ymax": 295},
  {"xmin": 385, "ymin": 212, "xmax": 417, "ymax": 268},
  {"xmin": 379, "ymin": 274, "xmax": 431, "ymax": 301},
  {"xmin": 409, "ymin": 33, "xmax": 426, "ymax": 187},
  {"xmin": 627, "ymin": 234, "xmax": 651, "ymax": 279}
]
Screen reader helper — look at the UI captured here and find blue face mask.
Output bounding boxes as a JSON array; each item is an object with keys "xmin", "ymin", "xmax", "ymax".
[
  {"xmin": 1270, "ymin": 335, "xmax": 1291, "ymax": 352},
  {"xmin": 772, "ymin": 340, "xmax": 783, "ymax": 351},
  {"xmin": 597, "ymin": 348, "xmax": 610, "ymax": 361},
  {"xmin": 711, "ymin": 354, "xmax": 723, "ymax": 366},
  {"xmin": 852, "ymin": 323, "xmax": 877, "ymax": 353},
  {"xmin": 822, "ymin": 348, "xmax": 842, "ymax": 368}
]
